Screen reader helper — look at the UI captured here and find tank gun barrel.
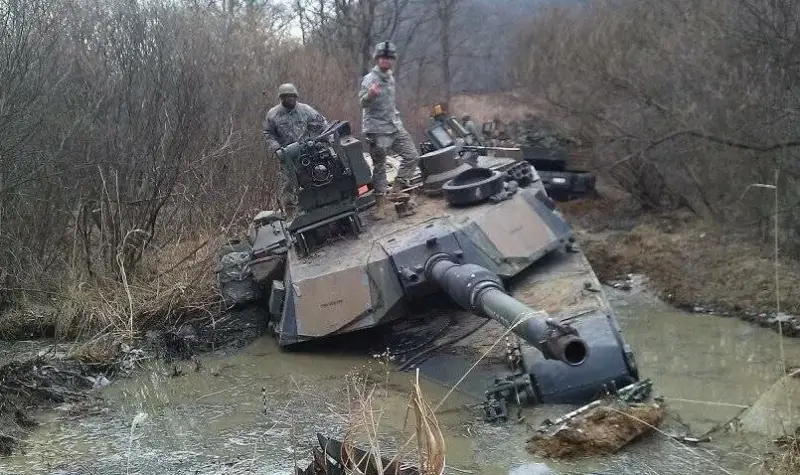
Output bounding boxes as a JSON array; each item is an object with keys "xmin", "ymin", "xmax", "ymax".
[{"xmin": 425, "ymin": 255, "xmax": 588, "ymax": 366}]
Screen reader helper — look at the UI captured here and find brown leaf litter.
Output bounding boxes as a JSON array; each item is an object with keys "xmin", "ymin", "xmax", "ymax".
[{"xmin": 527, "ymin": 403, "xmax": 666, "ymax": 459}]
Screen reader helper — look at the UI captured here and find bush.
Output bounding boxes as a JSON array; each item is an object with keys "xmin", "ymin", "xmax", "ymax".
[{"xmin": 512, "ymin": 0, "xmax": 800, "ymax": 254}]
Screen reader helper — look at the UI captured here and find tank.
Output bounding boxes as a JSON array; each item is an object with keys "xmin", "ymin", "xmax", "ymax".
[{"xmin": 218, "ymin": 119, "xmax": 639, "ymax": 421}]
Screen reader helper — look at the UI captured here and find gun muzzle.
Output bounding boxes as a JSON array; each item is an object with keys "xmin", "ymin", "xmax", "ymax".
[{"xmin": 425, "ymin": 255, "xmax": 588, "ymax": 366}]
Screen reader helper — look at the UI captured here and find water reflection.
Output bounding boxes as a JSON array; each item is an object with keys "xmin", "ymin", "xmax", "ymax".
[{"xmin": 2, "ymin": 284, "xmax": 797, "ymax": 474}]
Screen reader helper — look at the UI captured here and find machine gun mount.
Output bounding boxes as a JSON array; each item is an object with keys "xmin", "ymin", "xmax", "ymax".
[{"xmin": 275, "ymin": 120, "xmax": 372, "ymax": 257}]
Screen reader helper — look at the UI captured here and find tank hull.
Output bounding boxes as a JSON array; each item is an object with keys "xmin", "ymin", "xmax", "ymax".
[
  {"xmin": 242, "ymin": 151, "xmax": 638, "ymax": 410},
  {"xmin": 275, "ymin": 167, "xmax": 571, "ymax": 346}
]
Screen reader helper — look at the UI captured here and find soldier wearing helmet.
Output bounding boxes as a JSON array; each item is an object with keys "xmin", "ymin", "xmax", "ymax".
[
  {"xmin": 263, "ymin": 83, "xmax": 329, "ymax": 154},
  {"xmin": 263, "ymin": 83, "xmax": 329, "ymax": 216},
  {"xmin": 461, "ymin": 115, "xmax": 482, "ymax": 143},
  {"xmin": 359, "ymin": 41, "xmax": 420, "ymax": 220}
]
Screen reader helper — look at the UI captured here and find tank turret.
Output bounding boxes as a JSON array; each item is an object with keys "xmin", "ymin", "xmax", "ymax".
[{"xmin": 220, "ymin": 115, "xmax": 639, "ymax": 420}]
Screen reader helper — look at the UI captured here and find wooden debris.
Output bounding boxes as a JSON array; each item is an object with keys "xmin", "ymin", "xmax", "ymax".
[{"xmin": 527, "ymin": 403, "xmax": 665, "ymax": 458}]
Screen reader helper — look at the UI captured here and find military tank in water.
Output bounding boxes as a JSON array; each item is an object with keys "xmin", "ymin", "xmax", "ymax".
[{"xmin": 217, "ymin": 119, "xmax": 639, "ymax": 421}]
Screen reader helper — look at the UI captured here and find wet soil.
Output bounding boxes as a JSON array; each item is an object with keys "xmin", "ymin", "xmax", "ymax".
[
  {"xmin": 559, "ymin": 194, "xmax": 800, "ymax": 337},
  {"xmin": 0, "ymin": 304, "xmax": 268, "ymax": 460},
  {"xmin": 3, "ymin": 214, "xmax": 800, "ymax": 474},
  {"xmin": 527, "ymin": 403, "xmax": 666, "ymax": 458},
  {"xmin": 0, "ymin": 357, "xmax": 95, "ymax": 456},
  {"xmin": 2, "ymin": 281, "xmax": 797, "ymax": 474}
]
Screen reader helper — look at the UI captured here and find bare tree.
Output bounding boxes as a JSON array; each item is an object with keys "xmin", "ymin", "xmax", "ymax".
[
  {"xmin": 433, "ymin": 0, "xmax": 462, "ymax": 103},
  {"xmin": 512, "ymin": 0, "xmax": 800, "ymax": 251},
  {"xmin": 294, "ymin": 0, "xmax": 427, "ymax": 78},
  {"xmin": 0, "ymin": 0, "xmax": 528, "ymax": 336}
]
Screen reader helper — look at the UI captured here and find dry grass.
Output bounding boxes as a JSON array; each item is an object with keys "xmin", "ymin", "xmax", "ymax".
[
  {"xmin": 0, "ymin": 234, "xmax": 224, "ymax": 363},
  {"xmin": 560, "ymin": 181, "xmax": 800, "ymax": 469},
  {"xmin": 761, "ymin": 431, "xmax": 800, "ymax": 475},
  {"xmin": 511, "ymin": 0, "xmax": 800, "ymax": 253},
  {"xmin": 405, "ymin": 371, "xmax": 445, "ymax": 475},
  {"xmin": 560, "ymin": 196, "xmax": 800, "ymax": 319},
  {"xmin": 340, "ymin": 369, "xmax": 445, "ymax": 475}
]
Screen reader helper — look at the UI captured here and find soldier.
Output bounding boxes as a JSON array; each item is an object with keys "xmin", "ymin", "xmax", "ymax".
[
  {"xmin": 263, "ymin": 83, "xmax": 329, "ymax": 216},
  {"xmin": 359, "ymin": 41, "xmax": 420, "ymax": 220},
  {"xmin": 462, "ymin": 115, "xmax": 481, "ymax": 141}
]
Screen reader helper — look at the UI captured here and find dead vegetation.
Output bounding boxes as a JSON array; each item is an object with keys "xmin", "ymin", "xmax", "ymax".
[
  {"xmin": 0, "ymin": 0, "xmax": 520, "ymax": 349},
  {"xmin": 761, "ymin": 430, "xmax": 800, "ymax": 475},
  {"xmin": 527, "ymin": 403, "xmax": 666, "ymax": 459},
  {"xmin": 301, "ymin": 368, "xmax": 444, "ymax": 475},
  {"xmin": 559, "ymin": 193, "xmax": 800, "ymax": 333},
  {"xmin": 508, "ymin": 2, "xmax": 800, "ymax": 463},
  {"xmin": 0, "ymin": 357, "xmax": 95, "ymax": 456},
  {"xmin": 512, "ymin": 0, "xmax": 800, "ymax": 256}
]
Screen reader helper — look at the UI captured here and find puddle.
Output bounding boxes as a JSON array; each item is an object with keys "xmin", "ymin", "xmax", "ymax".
[
  {"xmin": 2, "ymin": 284, "xmax": 798, "ymax": 475},
  {"xmin": 609, "ymin": 283, "xmax": 800, "ymax": 435}
]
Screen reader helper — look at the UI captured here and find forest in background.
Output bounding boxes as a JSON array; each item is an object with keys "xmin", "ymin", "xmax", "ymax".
[
  {"xmin": 514, "ymin": 0, "xmax": 800, "ymax": 253},
  {"xmin": 2, "ymin": 0, "xmax": 800, "ymax": 342},
  {"xmin": 0, "ymin": 0, "xmax": 538, "ymax": 339}
]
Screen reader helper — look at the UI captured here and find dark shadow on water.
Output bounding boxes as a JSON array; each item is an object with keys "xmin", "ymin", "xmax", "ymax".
[{"xmin": 276, "ymin": 294, "xmax": 461, "ymax": 358}]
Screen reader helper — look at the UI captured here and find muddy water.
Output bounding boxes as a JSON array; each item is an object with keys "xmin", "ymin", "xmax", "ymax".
[{"xmin": 2, "ymin": 283, "xmax": 799, "ymax": 475}]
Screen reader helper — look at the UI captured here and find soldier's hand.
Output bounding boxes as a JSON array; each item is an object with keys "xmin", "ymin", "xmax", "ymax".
[{"xmin": 368, "ymin": 83, "xmax": 381, "ymax": 98}]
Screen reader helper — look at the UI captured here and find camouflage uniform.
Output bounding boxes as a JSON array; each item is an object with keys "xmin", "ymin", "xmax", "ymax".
[
  {"xmin": 263, "ymin": 103, "xmax": 328, "ymax": 153},
  {"xmin": 359, "ymin": 66, "xmax": 419, "ymax": 195},
  {"xmin": 263, "ymin": 91, "xmax": 328, "ymax": 215},
  {"xmin": 462, "ymin": 116, "xmax": 480, "ymax": 141}
]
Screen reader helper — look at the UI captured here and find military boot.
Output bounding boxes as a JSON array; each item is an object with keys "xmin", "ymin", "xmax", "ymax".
[
  {"xmin": 372, "ymin": 194, "xmax": 390, "ymax": 220},
  {"xmin": 391, "ymin": 178, "xmax": 411, "ymax": 193},
  {"xmin": 390, "ymin": 178, "xmax": 417, "ymax": 210}
]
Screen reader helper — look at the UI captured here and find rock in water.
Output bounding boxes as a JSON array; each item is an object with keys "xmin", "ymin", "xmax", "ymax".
[{"xmin": 740, "ymin": 372, "xmax": 800, "ymax": 437}]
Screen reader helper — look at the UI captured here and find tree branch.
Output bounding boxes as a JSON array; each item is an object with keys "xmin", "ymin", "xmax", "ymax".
[{"xmin": 603, "ymin": 129, "xmax": 800, "ymax": 171}]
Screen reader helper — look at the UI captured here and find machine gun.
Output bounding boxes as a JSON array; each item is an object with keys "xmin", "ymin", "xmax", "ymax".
[
  {"xmin": 421, "ymin": 104, "xmax": 523, "ymax": 164},
  {"xmin": 275, "ymin": 120, "xmax": 372, "ymax": 256}
]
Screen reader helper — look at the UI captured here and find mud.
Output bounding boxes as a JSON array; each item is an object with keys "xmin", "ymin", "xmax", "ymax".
[
  {"xmin": 0, "ymin": 303, "xmax": 268, "ymax": 460},
  {"xmin": 560, "ymin": 195, "xmax": 800, "ymax": 338},
  {"xmin": 2, "ymin": 279, "xmax": 800, "ymax": 474},
  {"xmin": 0, "ymin": 357, "xmax": 96, "ymax": 456},
  {"xmin": 527, "ymin": 403, "xmax": 666, "ymax": 458}
]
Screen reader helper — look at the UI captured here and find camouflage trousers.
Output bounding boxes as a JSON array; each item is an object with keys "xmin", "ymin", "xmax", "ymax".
[
  {"xmin": 278, "ymin": 168, "xmax": 299, "ymax": 217},
  {"xmin": 366, "ymin": 126, "xmax": 419, "ymax": 195}
]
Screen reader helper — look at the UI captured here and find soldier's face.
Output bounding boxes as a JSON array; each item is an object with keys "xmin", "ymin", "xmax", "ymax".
[
  {"xmin": 377, "ymin": 56, "xmax": 394, "ymax": 70},
  {"xmin": 280, "ymin": 94, "xmax": 297, "ymax": 109}
]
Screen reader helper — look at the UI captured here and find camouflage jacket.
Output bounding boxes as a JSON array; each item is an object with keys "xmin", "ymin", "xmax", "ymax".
[
  {"xmin": 263, "ymin": 102, "xmax": 328, "ymax": 154},
  {"xmin": 464, "ymin": 120, "xmax": 479, "ymax": 136},
  {"xmin": 359, "ymin": 65, "xmax": 403, "ymax": 135}
]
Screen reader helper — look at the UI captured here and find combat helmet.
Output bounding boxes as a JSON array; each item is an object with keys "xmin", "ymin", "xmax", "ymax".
[
  {"xmin": 374, "ymin": 41, "xmax": 397, "ymax": 59},
  {"xmin": 278, "ymin": 83, "xmax": 298, "ymax": 97}
]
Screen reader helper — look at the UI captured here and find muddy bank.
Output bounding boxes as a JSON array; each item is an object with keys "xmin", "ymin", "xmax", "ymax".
[
  {"xmin": 527, "ymin": 403, "xmax": 666, "ymax": 459},
  {"xmin": 0, "ymin": 356, "xmax": 98, "ymax": 456},
  {"xmin": 4, "ymin": 283, "xmax": 799, "ymax": 474},
  {"xmin": 0, "ymin": 303, "xmax": 268, "ymax": 458},
  {"xmin": 562, "ymin": 193, "xmax": 800, "ymax": 472},
  {"xmin": 560, "ymin": 194, "xmax": 800, "ymax": 337}
]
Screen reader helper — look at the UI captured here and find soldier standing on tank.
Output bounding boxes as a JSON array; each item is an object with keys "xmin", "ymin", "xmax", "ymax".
[
  {"xmin": 462, "ymin": 115, "xmax": 481, "ymax": 141},
  {"xmin": 359, "ymin": 41, "xmax": 420, "ymax": 220},
  {"xmin": 263, "ymin": 83, "xmax": 329, "ymax": 217}
]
